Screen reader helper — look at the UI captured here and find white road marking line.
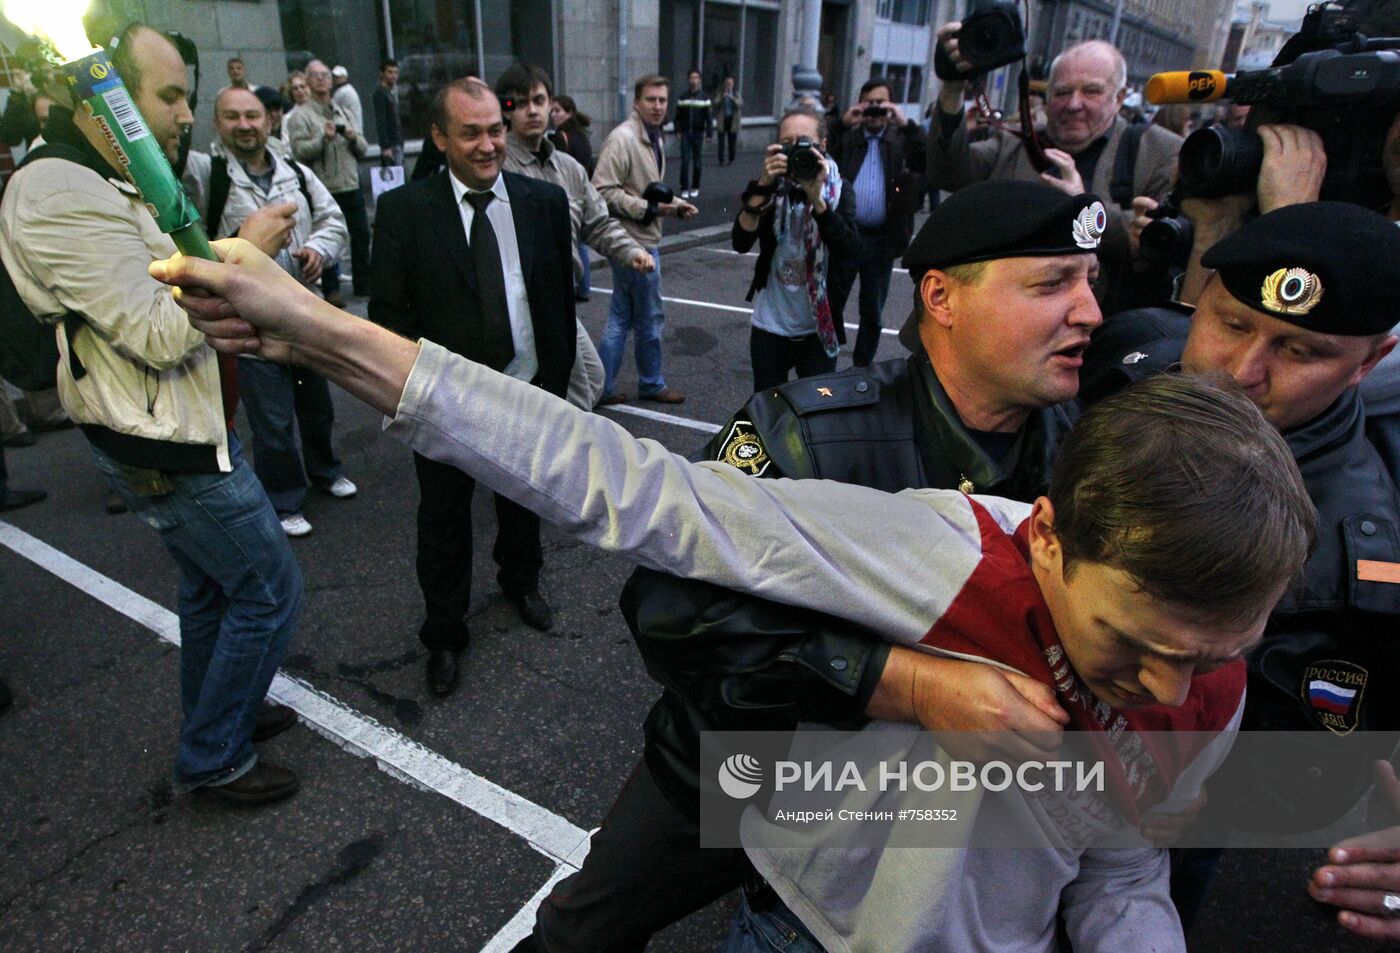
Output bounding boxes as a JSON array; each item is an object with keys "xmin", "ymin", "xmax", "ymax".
[
  {"xmin": 479, "ymin": 861, "xmax": 580, "ymax": 953},
  {"xmin": 0, "ymin": 520, "xmax": 592, "ymax": 870},
  {"xmin": 701, "ymin": 246, "xmax": 909, "ymax": 274},
  {"xmin": 603, "ymin": 403, "xmax": 722, "ymax": 434},
  {"xmin": 591, "ymin": 286, "xmax": 899, "ymax": 337}
]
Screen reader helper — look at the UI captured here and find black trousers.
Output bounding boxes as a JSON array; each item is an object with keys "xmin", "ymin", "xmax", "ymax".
[
  {"xmin": 750, "ymin": 326, "xmax": 837, "ymax": 394},
  {"xmin": 516, "ymin": 758, "xmax": 752, "ymax": 953},
  {"xmin": 827, "ymin": 226, "xmax": 895, "ymax": 367},
  {"xmin": 718, "ymin": 118, "xmax": 738, "ymax": 164},
  {"xmin": 679, "ymin": 132, "xmax": 705, "ymax": 191},
  {"xmin": 413, "ymin": 452, "xmax": 542, "ymax": 650},
  {"xmin": 333, "ymin": 187, "xmax": 372, "ymax": 296}
]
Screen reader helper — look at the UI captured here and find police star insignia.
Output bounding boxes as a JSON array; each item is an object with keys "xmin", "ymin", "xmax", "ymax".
[
  {"xmin": 1072, "ymin": 200, "xmax": 1107, "ymax": 250},
  {"xmin": 717, "ymin": 420, "xmax": 771, "ymax": 476},
  {"xmin": 1260, "ymin": 267, "xmax": 1324, "ymax": 316},
  {"xmin": 817, "ymin": 387, "xmax": 833, "ymax": 397}
]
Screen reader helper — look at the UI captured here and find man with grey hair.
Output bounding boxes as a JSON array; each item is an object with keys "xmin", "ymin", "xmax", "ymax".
[{"xmin": 928, "ymin": 32, "xmax": 1181, "ymax": 310}]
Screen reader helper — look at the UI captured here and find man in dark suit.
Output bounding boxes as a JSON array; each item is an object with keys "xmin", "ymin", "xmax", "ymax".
[{"xmin": 370, "ymin": 78, "xmax": 576, "ymax": 696}]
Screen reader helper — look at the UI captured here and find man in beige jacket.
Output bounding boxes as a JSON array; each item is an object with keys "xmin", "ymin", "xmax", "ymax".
[{"xmin": 591, "ymin": 74, "xmax": 696, "ymax": 406}]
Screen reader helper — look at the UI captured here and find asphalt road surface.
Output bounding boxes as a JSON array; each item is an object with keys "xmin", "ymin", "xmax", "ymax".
[{"xmin": 0, "ymin": 165, "xmax": 1385, "ymax": 952}]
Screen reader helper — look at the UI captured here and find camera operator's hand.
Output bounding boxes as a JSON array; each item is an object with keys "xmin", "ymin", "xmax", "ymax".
[
  {"xmin": 884, "ymin": 103, "xmax": 908, "ymax": 127},
  {"xmin": 1129, "ymin": 196, "xmax": 1158, "ymax": 259},
  {"xmin": 629, "ymin": 249, "xmax": 655, "ymax": 273},
  {"xmin": 1257, "ymin": 123, "xmax": 1327, "ymax": 213},
  {"xmin": 758, "ymin": 142, "xmax": 787, "ymax": 187},
  {"xmin": 936, "ymin": 21, "xmax": 974, "ymax": 113},
  {"xmin": 841, "ymin": 104, "xmax": 867, "ymax": 128},
  {"xmin": 1177, "ymin": 191, "xmax": 1259, "ymax": 304},
  {"xmin": 323, "ymin": 121, "xmax": 338, "ymax": 142},
  {"xmin": 239, "ymin": 202, "xmax": 298, "ymax": 258},
  {"xmin": 1039, "ymin": 148, "xmax": 1086, "ymax": 196}
]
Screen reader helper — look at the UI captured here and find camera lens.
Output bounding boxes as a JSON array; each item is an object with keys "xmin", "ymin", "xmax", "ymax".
[
  {"xmin": 1179, "ymin": 126, "xmax": 1265, "ymax": 197},
  {"xmin": 965, "ymin": 18, "xmax": 1013, "ymax": 59}
]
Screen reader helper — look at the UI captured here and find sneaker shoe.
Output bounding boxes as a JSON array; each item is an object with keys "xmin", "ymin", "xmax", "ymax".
[
  {"xmin": 640, "ymin": 388, "xmax": 686, "ymax": 405},
  {"xmin": 280, "ymin": 513, "xmax": 313, "ymax": 537},
  {"xmin": 691, "ymin": 189, "xmax": 701, "ymax": 200},
  {"xmin": 324, "ymin": 476, "xmax": 358, "ymax": 499}
]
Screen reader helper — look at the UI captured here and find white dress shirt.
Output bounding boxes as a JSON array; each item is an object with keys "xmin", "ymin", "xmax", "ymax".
[{"xmin": 448, "ymin": 169, "xmax": 538, "ymax": 382}]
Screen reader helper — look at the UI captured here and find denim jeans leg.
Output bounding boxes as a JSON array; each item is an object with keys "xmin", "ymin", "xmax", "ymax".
[
  {"xmin": 89, "ymin": 440, "xmax": 304, "ymax": 790},
  {"xmin": 577, "ymin": 241, "xmax": 592, "ymax": 296},
  {"xmin": 634, "ymin": 249, "xmax": 667, "ymax": 396},
  {"xmin": 238, "ymin": 357, "xmax": 306, "ymax": 515},
  {"xmin": 719, "ymin": 890, "xmax": 826, "ymax": 953},
  {"xmin": 292, "ymin": 368, "xmax": 343, "ymax": 487},
  {"xmin": 597, "ymin": 261, "xmax": 636, "ymax": 398}
]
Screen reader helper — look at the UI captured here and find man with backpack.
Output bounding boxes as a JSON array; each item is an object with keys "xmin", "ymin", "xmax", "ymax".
[
  {"xmin": 184, "ymin": 85, "xmax": 356, "ymax": 538},
  {"xmin": 0, "ymin": 25, "xmax": 305, "ymax": 805}
]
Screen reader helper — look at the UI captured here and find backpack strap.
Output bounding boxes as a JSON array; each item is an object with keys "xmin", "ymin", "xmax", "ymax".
[
  {"xmin": 1109, "ymin": 123, "xmax": 1148, "ymax": 210},
  {"xmin": 206, "ymin": 156, "xmax": 232, "ymax": 238}
]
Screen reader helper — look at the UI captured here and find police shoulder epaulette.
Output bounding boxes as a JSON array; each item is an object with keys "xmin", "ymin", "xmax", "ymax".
[{"xmin": 779, "ymin": 373, "xmax": 881, "ymax": 415}]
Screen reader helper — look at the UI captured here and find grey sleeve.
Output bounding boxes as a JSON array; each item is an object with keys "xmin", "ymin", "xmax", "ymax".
[
  {"xmin": 385, "ymin": 342, "xmax": 991, "ymax": 644},
  {"xmin": 1061, "ymin": 848, "xmax": 1185, "ymax": 953}
]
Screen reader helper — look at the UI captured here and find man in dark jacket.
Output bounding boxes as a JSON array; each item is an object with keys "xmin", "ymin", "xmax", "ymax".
[
  {"xmin": 673, "ymin": 69, "xmax": 712, "ymax": 199},
  {"xmin": 370, "ymin": 78, "xmax": 576, "ymax": 696},
  {"xmin": 1080, "ymin": 203, "xmax": 1400, "ymax": 941},
  {"xmin": 828, "ymin": 76, "xmax": 927, "ymax": 367},
  {"xmin": 515, "ymin": 179, "xmax": 1104, "ymax": 952}
]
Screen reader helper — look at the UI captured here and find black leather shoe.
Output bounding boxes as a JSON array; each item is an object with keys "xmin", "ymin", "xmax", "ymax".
[
  {"xmin": 252, "ymin": 702, "xmax": 297, "ymax": 742},
  {"xmin": 198, "ymin": 761, "xmax": 299, "ymax": 805},
  {"xmin": 0, "ymin": 486, "xmax": 46, "ymax": 512},
  {"xmin": 507, "ymin": 591, "xmax": 553, "ymax": 631},
  {"xmin": 426, "ymin": 648, "xmax": 460, "ymax": 695}
]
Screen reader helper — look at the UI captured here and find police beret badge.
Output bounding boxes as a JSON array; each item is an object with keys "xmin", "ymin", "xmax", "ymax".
[
  {"xmin": 1260, "ymin": 267, "xmax": 1324, "ymax": 316},
  {"xmin": 1072, "ymin": 201, "xmax": 1107, "ymax": 250},
  {"xmin": 717, "ymin": 420, "xmax": 771, "ymax": 476}
]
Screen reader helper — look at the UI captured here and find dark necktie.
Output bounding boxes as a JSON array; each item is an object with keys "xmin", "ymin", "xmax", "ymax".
[{"xmin": 464, "ymin": 190, "xmax": 515, "ymax": 371}]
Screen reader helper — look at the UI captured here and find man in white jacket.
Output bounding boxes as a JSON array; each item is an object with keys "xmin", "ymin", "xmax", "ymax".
[{"xmin": 185, "ymin": 86, "xmax": 357, "ymax": 537}]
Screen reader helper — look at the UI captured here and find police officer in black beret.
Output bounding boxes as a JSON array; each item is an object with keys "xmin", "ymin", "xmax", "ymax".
[
  {"xmin": 1082, "ymin": 201, "xmax": 1400, "ymax": 939},
  {"xmin": 518, "ymin": 179, "xmax": 1110, "ymax": 951}
]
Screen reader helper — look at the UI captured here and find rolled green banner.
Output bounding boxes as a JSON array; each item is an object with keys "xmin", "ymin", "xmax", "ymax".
[{"xmin": 60, "ymin": 48, "xmax": 215, "ymax": 261}]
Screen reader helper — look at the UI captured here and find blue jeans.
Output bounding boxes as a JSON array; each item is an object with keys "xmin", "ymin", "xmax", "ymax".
[
  {"xmin": 598, "ymin": 248, "xmax": 667, "ymax": 398},
  {"xmin": 720, "ymin": 887, "xmax": 825, "ymax": 953},
  {"xmin": 237, "ymin": 358, "xmax": 344, "ymax": 515},
  {"xmin": 91, "ymin": 434, "xmax": 304, "ymax": 792},
  {"xmin": 577, "ymin": 240, "xmax": 592, "ymax": 297}
]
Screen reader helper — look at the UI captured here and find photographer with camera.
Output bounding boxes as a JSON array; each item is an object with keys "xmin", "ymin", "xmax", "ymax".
[
  {"xmin": 733, "ymin": 107, "xmax": 865, "ymax": 392},
  {"xmin": 930, "ymin": 26, "xmax": 1181, "ymax": 314},
  {"xmin": 827, "ymin": 77, "xmax": 927, "ymax": 367},
  {"xmin": 286, "ymin": 59, "xmax": 369, "ymax": 304}
]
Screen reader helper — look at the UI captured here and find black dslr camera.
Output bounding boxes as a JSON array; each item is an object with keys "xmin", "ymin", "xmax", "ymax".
[
  {"xmin": 934, "ymin": 0, "xmax": 1026, "ymax": 80},
  {"xmin": 781, "ymin": 137, "xmax": 824, "ymax": 181}
]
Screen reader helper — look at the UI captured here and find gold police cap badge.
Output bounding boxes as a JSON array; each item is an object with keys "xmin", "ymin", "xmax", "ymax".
[{"xmin": 1260, "ymin": 267, "xmax": 1324, "ymax": 316}]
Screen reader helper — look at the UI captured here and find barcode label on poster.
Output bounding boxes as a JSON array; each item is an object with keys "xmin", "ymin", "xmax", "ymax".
[{"xmin": 102, "ymin": 89, "xmax": 148, "ymax": 142}]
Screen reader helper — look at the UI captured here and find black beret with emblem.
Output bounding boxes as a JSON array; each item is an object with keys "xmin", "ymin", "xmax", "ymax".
[
  {"xmin": 1200, "ymin": 201, "xmax": 1400, "ymax": 336},
  {"xmin": 901, "ymin": 180, "xmax": 1107, "ymax": 274}
]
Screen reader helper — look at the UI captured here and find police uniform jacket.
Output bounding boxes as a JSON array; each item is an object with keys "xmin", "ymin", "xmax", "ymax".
[
  {"xmin": 625, "ymin": 352, "xmax": 1077, "ymax": 814},
  {"xmin": 1083, "ymin": 307, "xmax": 1400, "ymax": 832}
]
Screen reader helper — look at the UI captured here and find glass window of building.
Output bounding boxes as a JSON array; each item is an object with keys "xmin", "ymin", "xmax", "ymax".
[
  {"xmin": 661, "ymin": 0, "xmax": 782, "ymax": 119},
  {"xmin": 383, "ymin": 0, "xmax": 479, "ymax": 140},
  {"xmin": 742, "ymin": 5, "xmax": 778, "ymax": 116}
]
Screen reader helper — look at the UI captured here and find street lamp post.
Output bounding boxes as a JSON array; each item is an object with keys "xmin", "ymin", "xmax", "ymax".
[{"xmin": 790, "ymin": 0, "xmax": 823, "ymax": 106}]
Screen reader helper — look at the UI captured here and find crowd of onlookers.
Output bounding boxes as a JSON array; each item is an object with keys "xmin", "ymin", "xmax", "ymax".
[{"xmin": 1, "ymin": 12, "xmax": 1400, "ymax": 953}]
